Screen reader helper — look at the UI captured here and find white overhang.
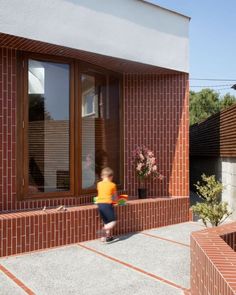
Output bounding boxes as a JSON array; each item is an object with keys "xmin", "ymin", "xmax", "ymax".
[{"xmin": 0, "ymin": 0, "xmax": 189, "ymax": 73}]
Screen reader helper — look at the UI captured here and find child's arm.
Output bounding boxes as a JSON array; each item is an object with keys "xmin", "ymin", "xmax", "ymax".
[
  {"xmin": 112, "ymin": 191, "xmax": 118, "ymax": 202},
  {"xmin": 112, "ymin": 184, "xmax": 118, "ymax": 202}
]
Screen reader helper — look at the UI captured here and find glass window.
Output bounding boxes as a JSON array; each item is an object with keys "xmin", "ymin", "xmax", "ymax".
[
  {"xmin": 81, "ymin": 72, "xmax": 121, "ymax": 190},
  {"xmin": 19, "ymin": 55, "xmax": 122, "ymax": 199},
  {"xmin": 28, "ymin": 59, "xmax": 70, "ymax": 194}
]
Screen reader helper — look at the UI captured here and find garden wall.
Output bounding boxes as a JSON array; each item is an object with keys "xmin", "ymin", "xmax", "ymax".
[
  {"xmin": 191, "ymin": 222, "xmax": 236, "ymax": 295},
  {"xmin": 0, "ymin": 197, "xmax": 189, "ymax": 257}
]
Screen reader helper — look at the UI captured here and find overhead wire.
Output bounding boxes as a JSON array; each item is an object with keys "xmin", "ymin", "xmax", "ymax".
[
  {"xmin": 191, "ymin": 84, "xmax": 232, "ymax": 88},
  {"xmin": 190, "ymin": 78, "xmax": 236, "ymax": 81}
]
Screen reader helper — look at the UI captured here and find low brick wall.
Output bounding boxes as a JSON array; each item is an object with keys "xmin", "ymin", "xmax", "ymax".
[
  {"xmin": 191, "ymin": 222, "xmax": 236, "ymax": 295},
  {"xmin": 0, "ymin": 197, "xmax": 189, "ymax": 257}
]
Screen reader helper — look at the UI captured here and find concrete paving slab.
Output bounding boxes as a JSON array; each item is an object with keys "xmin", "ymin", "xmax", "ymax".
[
  {"xmin": 0, "ymin": 246, "xmax": 183, "ymax": 295},
  {"xmin": 84, "ymin": 232, "xmax": 190, "ymax": 288},
  {"xmin": 0, "ymin": 270, "xmax": 26, "ymax": 295},
  {"xmin": 145, "ymin": 222, "xmax": 204, "ymax": 245}
]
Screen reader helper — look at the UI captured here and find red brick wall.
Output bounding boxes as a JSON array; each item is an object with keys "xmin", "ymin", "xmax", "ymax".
[
  {"xmin": 124, "ymin": 73, "xmax": 189, "ymax": 197},
  {"xmin": 191, "ymin": 222, "xmax": 236, "ymax": 295},
  {"xmin": 0, "ymin": 197, "xmax": 189, "ymax": 257},
  {"xmin": 0, "ymin": 47, "xmax": 17, "ymax": 212},
  {"xmin": 221, "ymin": 231, "xmax": 236, "ymax": 252},
  {"xmin": 0, "ymin": 47, "xmax": 189, "ymax": 212}
]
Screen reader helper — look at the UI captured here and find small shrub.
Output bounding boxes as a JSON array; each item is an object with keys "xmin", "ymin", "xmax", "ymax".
[{"xmin": 192, "ymin": 174, "xmax": 232, "ymax": 227}]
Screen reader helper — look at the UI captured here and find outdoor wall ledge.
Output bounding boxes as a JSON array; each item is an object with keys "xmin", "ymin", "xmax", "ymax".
[
  {"xmin": 191, "ymin": 222, "xmax": 236, "ymax": 295},
  {"xmin": 0, "ymin": 196, "xmax": 189, "ymax": 257}
]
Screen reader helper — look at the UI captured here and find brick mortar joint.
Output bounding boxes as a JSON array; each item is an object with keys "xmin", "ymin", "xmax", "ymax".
[
  {"xmin": 191, "ymin": 226, "xmax": 236, "ymax": 293},
  {"xmin": 0, "ymin": 196, "xmax": 189, "ymax": 218}
]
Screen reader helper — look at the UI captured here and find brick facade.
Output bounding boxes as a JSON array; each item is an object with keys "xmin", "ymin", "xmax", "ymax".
[
  {"xmin": 124, "ymin": 73, "xmax": 189, "ymax": 197},
  {"xmin": 0, "ymin": 197, "xmax": 189, "ymax": 257},
  {"xmin": 191, "ymin": 222, "xmax": 236, "ymax": 295},
  {"xmin": 0, "ymin": 46, "xmax": 189, "ymax": 212}
]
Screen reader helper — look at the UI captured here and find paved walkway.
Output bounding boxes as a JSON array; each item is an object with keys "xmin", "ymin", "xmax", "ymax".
[{"xmin": 0, "ymin": 222, "xmax": 203, "ymax": 295}]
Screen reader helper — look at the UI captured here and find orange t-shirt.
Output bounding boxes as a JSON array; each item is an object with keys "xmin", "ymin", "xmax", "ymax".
[{"xmin": 97, "ymin": 180, "xmax": 117, "ymax": 204}]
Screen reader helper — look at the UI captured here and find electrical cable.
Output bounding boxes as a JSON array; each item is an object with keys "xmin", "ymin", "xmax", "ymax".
[
  {"xmin": 191, "ymin": 84, "xmax": 232, "ymax": 88},
  {"xmin": 190, "ymin": 78, "xmax": 236, "ymax": 81}
]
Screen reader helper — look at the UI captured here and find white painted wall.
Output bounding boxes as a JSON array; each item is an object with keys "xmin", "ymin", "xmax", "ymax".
[
  {"xmin": 222, "ymin": 158, "xmax": 236, "ymax": 220},
  {"xmin": 0, "ymin": 0, "xmax": 189, "ymax": 72}
]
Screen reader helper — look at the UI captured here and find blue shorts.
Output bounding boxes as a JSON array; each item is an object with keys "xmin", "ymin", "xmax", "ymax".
[{"xmin": 98, "ymin": 203, "xmax": 116, "ymax": 224}]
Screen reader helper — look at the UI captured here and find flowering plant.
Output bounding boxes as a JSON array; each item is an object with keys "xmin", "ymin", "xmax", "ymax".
[{"xmin": 133, "ymin": 145, "xmax": 163, "ymax": 182}]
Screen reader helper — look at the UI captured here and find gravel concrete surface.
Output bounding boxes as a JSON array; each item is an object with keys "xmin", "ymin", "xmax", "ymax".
[{"xmin": 0, "ymin": 222, "xmax": 202, "ymax": 295}]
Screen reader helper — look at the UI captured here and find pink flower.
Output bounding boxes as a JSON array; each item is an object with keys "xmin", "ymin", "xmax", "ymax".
[
  {"xmin": 148, "ymin": 151, "xmax": 153, "ymax": 157},
  {"xmin": 137, "ymin": 163, "xmax": 143, "ymax": 171},
  {"xmin": 133, "ymin": 145, "xmax": 164, "ymax": 180},
  {"xmin": 139, "ymin": 153, "xmax": 144, "ymax": 160},
  {"xmin": 150, "ymin": 157, "xmax": 156, "ymax": 164}
]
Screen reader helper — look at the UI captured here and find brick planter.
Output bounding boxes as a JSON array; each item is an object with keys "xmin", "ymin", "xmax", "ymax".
[
  {"xmin": 0, "ymin": 196, "xmax": 189, "ymax": 257},
  {"xmin": 191, "ymin": 222, "xmax": 236, "ymax": 295}
]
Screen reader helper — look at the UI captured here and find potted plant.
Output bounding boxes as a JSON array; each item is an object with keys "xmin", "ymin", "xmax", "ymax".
[{"xmin": 133, "ymin": 145, "xmax": 163, "ymax": 199}]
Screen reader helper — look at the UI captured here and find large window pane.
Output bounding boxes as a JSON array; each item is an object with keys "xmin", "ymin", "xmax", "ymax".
[
  {"xmin": 28, "ymin": 59, "xmax": 70, "ymax": 193},
  {"xmin": 81, "ymin": 72, "xmax": 121, "ymax": 189}
]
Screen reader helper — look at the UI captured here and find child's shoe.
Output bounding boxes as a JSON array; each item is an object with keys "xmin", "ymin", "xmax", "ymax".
[{"xmin": 106, "ymin": 236, "xmax": 115, "ymax": 242}]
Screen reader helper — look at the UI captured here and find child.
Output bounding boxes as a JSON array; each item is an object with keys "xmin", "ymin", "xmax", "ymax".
[{"xmin": 97, "ymin": 167, "xmax": 117, "ymax": 242}]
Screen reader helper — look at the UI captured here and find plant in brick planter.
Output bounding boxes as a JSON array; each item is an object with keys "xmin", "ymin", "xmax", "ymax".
[
  {"xmin": 133, "ymin": 145, "xmax": 163, "ymax": 199},
  {"xmin": 192, "ymin": 174, "xmax": 232, "ymax": 227}
]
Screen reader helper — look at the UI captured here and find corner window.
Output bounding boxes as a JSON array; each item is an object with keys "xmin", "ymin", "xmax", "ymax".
[{"xmin": 18, "ymin": 55, "xmax": 122, "ymax": 199}]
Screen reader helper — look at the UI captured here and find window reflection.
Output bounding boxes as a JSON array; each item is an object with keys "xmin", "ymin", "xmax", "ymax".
[
  {"xmin": 81, "ymin": 72, "xmax": 120, "ymax": 189},
  {"xmin": 28, "ymin": 59, "xmax": 70, "ymax": 193}
]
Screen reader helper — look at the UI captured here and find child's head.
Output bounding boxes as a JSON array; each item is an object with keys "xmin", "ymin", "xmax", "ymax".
[{"xmin": 101, "ymin": 167, "xmax": 113, "ymax": 180}]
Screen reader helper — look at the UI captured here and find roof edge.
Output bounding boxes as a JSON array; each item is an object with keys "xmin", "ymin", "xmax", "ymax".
[{"xmin": 138, "ymin": 0, "xmax": 191, "ymax": 20}]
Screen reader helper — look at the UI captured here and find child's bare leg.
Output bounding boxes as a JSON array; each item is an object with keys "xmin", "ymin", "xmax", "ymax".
[
  {"xmin": 100, "ymin": 228, "xmax": 106, "ymax": 242},
  {"xmin": 104, "ymin": 221, "xmax": 116, "ymax": 237}
]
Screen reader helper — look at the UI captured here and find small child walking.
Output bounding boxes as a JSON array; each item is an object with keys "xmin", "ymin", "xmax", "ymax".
[{"xmin": 97, "ymin": 167, "xmax": 117, "ymax": 242}]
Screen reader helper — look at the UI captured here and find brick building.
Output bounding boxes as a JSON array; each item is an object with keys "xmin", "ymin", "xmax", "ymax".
[{"xmin": 0, "ymin": 0, "xmax": 190, "ymax": 256}]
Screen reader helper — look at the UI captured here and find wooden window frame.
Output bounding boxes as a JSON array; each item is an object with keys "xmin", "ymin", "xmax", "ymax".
[{"xmin": 17, "ymin": 53, "xmax": 123, "ymax": 200}]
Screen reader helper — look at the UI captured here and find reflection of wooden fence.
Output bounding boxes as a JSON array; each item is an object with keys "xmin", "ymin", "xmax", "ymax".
[
  {"xmin": 190, "ymin": 104, "xmax": 236, "ymax": 157},
  {"xmin": 82, "ymin": 117, "xmax": 120, "ymax": 181},
  {"xmin": 29, "ymin": 117, "xmax": 120, "ymax": 191},
  {"xmin": 28, "ymin": 120, "xmax": 69, "ymax": 191},
  {"xmin": 82, "ymin": 116, "xmax": 105, "ymax": 161}
]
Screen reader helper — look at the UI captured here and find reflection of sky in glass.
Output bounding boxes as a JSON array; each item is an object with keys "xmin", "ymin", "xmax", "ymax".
[
  {"xmin": 29, "ymin": 66, "xmax": 45, "ymax": 94},
  {"xmin": 28, "ymin": 60, "xmax": 69, "ymax": 120}
]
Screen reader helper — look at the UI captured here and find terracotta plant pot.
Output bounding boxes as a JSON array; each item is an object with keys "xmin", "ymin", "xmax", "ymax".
[{"xmin": 138, "ymin": 188, "xmax": 147, "ymax": 199}]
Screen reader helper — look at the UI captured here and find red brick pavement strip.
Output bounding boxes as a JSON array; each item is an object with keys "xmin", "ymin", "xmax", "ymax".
[
  {"xmin": 141, "ymin": 232, "xmax": 190, "ymax": 248},
  {"xmin": 78, "ymin": 243, "xmax": 189, "ymax": 293},
  {"xmin": 0, "ymin": 264, "xmax": 36, "ymax": 295}
]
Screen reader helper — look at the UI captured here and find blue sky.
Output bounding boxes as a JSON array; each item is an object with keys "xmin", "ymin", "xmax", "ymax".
[{"xmin": 151, "ymin": 0, "xmax": 236, "ymax": 96}]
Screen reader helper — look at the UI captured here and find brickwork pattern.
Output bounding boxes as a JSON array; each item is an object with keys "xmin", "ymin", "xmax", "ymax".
[
  {"xmin": 0, "ymin": 197, "xmax": 189, "ymax": 257},
  {"xmin": 191, "ymin": 222, "xmax": 236, "ymax": 295},
  {"xmin": 0, "ymin": 46, "xmax": 189, "ymax": 211},
  {"xmin": 221, "ymin": 230, "xmax": 236, "ymax": 252},
  {"xmin": 124, "ymin": 73, "xmax": 189, "ymax": 197}
]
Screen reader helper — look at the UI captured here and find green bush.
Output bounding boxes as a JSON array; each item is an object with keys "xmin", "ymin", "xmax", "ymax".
[{"xmin": 192, "ymin": 174, "xmax": 232, "ymax": 227}]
